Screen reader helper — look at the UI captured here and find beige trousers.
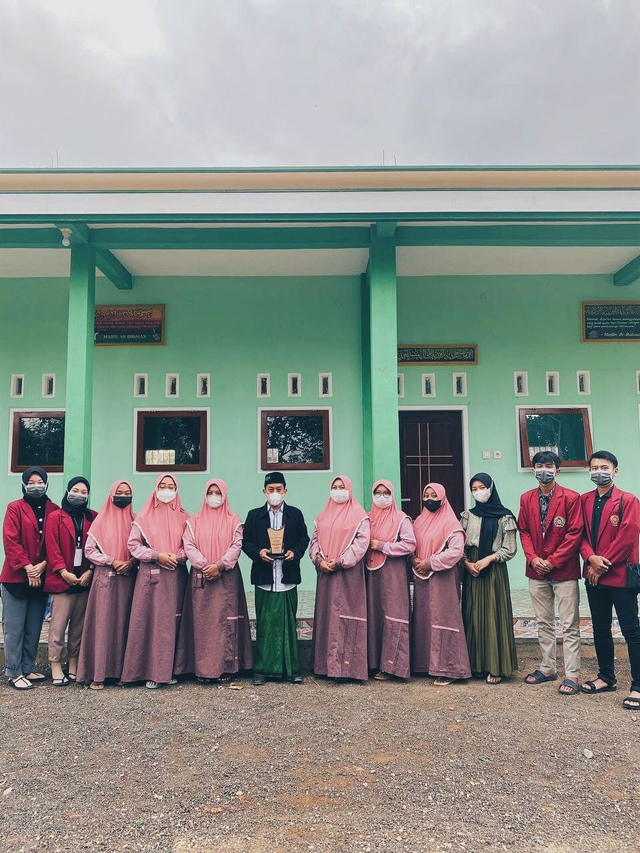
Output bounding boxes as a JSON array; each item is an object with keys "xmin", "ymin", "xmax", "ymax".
[
  {"xmin": 48, "ymin": 591, "xmax": 89, "ymax": 662},
  {"xmin": 528, "ymin": 578, "xmax": 581, "ymax": 680}
]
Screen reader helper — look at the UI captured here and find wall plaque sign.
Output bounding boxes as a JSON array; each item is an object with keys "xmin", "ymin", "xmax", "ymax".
[
  {"xmin": 582, "ymin": 301, "xmax": 640, "ymax": 342},
  {"xmin": 95, "ymin": 304, "xmax": 165, "ymax": 346},
  {"xmin": 398, "ymin": 344, "xmax": 478, "ymax": 365}
]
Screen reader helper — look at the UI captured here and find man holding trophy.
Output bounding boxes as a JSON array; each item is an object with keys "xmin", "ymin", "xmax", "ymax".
[{"xmin": 242, "ymin": 473, "xmax": 310, "ymax": 685}]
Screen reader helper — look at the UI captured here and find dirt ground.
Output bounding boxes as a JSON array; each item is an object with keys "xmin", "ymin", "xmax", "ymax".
[{"xmin": 0, "ymin": 643, "xmax": 638, "ymax": 853}]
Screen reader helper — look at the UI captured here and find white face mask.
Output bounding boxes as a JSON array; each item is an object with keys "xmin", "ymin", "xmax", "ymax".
[
  {"xmin": 330, "ymin": 489, "xmax": 350, "ymax": 504},
  {"xmin": 207, "ymin": 495, "xmax": 223, "ymax": 508},
  {"xmin": 372, "ymin": 494, "xmax": 392, "ymax": 509},
  {"xmin": 267, "ymin": 492, "xmax": 284, "ymax": 507},
  {"xmin": 157, "ymin": 488, "xmax": 177, "ymax": 504},
  {"xmin": 472, "ymin": 488, "xmax": 492, "ymax": 504}
]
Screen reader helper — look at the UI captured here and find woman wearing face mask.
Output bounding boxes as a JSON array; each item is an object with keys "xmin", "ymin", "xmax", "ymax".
[
  {"xmin": 1, "ymin": 467, "xmax": 58, "ymax": 690},
  {"xmin": 461, "ymin": 473, "xmax": 518, "ymax": 684},
  {"xmin": 44, "ymin": 477, "xmax": 97, "ymax": 686},
  {"xmin": 121, "ymin": 474, "xmax": 188, "ymax": 689},
  {"xmin": 77, "ymin": 481, "xmax": 137, "ymax": 691},
  {"xmin": 366, "ymin": 480, "xmax": 415, "ymax": 681},
  {"xmin": 410, "ymin": 484, "xmax": 471, "ymax": 685},
  {"xmin": 310, "ymin": 476, "xmax": 370, "ymax": 683},
  {"xmin": 175, "ymin": 479, "xmax": 252, "ymax": 683}
]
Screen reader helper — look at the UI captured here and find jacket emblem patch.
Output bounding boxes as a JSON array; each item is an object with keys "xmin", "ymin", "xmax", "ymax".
[
  {"xmin": 553, "ymin": 516, "xmax": 565, "ymax": 528},
  {"xmin": 609, "ymin": 515, "xmax": 620, "ymax": 527}
]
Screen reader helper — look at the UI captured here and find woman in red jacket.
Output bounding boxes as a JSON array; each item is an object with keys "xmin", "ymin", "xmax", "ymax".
[
  {"xmin": 1, "ymin": 466, "xmax": 58, "ymax": 690},
  {"xmin": 44, "ymin": 477, "xmax": 97, "ymax": 686}
]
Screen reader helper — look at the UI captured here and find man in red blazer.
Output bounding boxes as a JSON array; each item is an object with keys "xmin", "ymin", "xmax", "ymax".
[
  {"xmin": 518, "ymin": 451, "xmax": 583, "ymax": 695},
  {"xmin": 580, "ymin": 450, "xmax": 640, "ymax": 711}
]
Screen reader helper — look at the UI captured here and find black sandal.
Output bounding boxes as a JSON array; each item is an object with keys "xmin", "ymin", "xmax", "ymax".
[
  {"xmin": 558, "ymin": 679, "xmax": 580, "ymax": 696},
  {"xmin": 622, "ymin": 695, "xmax": 640, "ymax": 711},
  {"xmin": 52, "ymin": 675, "xmax": 70, "ymax": 687},
  {"xmin": 581, "ymin": 679, "xmax": 617, "ymax": 694},
  {"xmin": 524, "ymin": 669, "xmax": 558, "ymax": 685},
  {"xmin": 9, "ymin": 675, "xmax": 34, "ymax": 691}
]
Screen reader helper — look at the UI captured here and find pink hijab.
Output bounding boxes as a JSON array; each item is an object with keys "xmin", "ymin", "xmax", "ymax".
[
  {"xmin": 132, "ymin": 473, "xmax": 188, "ymax": 553},
  {"xmin": 413, "ymin": 483, "xmax": 464, "ymax": 568},
  {"xmin": 367, "ymin": 479, "xmax": 408, "ymax": 570},
  {"xmin": 87, "ymin": 480, "xmax": 135, "ymax": 561},
  {"xmin": 186, "ymin": 478, "xmax": 242, "ymax": 563},
  {"xmin": 315, "ymin": 474, "xmax": 369, "ymax": 562}
]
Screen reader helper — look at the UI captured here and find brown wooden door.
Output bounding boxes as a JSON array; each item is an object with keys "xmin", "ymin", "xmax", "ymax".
[{"xmin": 399, "ymin": 410, "xmax": 465, "ymax": 520}]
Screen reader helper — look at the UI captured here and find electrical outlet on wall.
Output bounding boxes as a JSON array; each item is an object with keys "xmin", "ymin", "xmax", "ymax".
[
  {"xmin": 482, "ymin": 451, "xmax": 490, "ymax": 459},
  {"xmin": 493, "ymin": 451, "xmax": 502, "ymax": 459}
]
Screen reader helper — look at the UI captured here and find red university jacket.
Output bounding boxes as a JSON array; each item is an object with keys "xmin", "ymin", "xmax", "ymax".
[
  {"xmin": 44, "ymin": 508, "xmax": 97, "ymax": 594},
  {"xmin": 579, "ymin": 486, "xmax": 640, "ymax": 588},
  {"xmin": 1, "ymin": 498, "xmax": 60, "ymax": 583},
  {"xmin": 518, "ymin": 485, "xmax": 583, "ymax": 582}
]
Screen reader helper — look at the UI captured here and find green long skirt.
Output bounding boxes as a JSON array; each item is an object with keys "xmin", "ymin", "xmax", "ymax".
[
  {"xmin": 254, "ymin": 586, "xmax": 300, "ymax": 679},
  {"xmin": 462, "ymin": 548, "xmax": 518, "ymax": 677}
]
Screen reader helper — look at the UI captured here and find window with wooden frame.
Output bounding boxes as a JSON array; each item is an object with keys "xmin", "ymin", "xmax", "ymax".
[
  {"xmin": 518, "ymin": 407, "xmax": 593, "ymax": 470},
  {"xmin": 135, "ymin": 410, "xmax": 208, "ymax": 473},
  {"xmin": 260, "ymin": 409, "xmax": 331, "ymax": 471},
  {"xmin": 11, "ymin": 410, "xmax": 65, "ymax": 473}
]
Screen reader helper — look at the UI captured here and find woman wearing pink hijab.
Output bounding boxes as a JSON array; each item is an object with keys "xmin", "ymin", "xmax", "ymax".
[
  {"xmin": 410, "ymin": 483, "xmax": 471, "ymax": 685},
  {"xmin": 175, "ymin": 479, "xmax": 252, "ymax": 683},
  {"xmin": 121, "ymin": 474, "xmax": 188, "ymax": 689},
  {"xmin": 310, "ymin": 475, "xmax": 371, "ymax": 683},
  {"xmin": 77, "ymin": 480, "xmax": 136, "ymax": 690},
  {"xmin": 366, "ymin": 479, "xmax": 416, "ymax": 681}
]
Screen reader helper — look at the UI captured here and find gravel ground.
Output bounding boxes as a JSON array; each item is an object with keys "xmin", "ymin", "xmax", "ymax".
[{"xmin": 0, "ymin": 643, "xmax": 638, "ymax": 853}]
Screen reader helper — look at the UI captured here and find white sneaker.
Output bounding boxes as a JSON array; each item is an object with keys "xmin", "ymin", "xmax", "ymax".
[{"xmin": 145, "ymin": 680, "xmax": 160, "ymax": 689}]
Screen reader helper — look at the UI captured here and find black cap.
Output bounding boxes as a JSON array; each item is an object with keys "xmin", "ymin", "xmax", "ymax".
[{"xmin": 264, "ymin": 472, "xmax": 286, "ymax": 488}]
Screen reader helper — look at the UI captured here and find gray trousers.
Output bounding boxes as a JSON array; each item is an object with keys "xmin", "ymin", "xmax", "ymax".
[
  {"xmin": 529, "ymin": 578, "xmax": 581, "ymax": 680},
  {"xmin": 1, "ymin": 586, "xmax": 47, "ymax": 679}
]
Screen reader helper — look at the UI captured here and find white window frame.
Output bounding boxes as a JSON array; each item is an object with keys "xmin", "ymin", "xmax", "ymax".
[
  {"xmin": 576, "ymin": 370, "xmax": 591, "ymax": 395},
  {"xmin": 10, "ymin": 374, "xmax": 24, "ymax": 399},
  {"xmin": 42, "ymin": 373, "xmax": 56, "ymax": 398},
  {"xmin": 133, "ymin": 373, "xmax": 148, "ymax": 398},
  {"xmin": 421, "ymin": 373, "xmax": 436, "ymax": 398},
  {"xmin": 257, "ymin": 373, "xmax": 270, "ymax": 398},
  {"xmin": 318, "ymin": 372, "xmax": 333, "ymax": 398},
  {"xmin": 165, "ymin": 373, "xmax": 179, "ymax": 398},
  {"xmin": 288, "ymin": 373, "xmax": 302, "ymax": 398},
  {"xmin": 545, "ymin": 371, "xmax": 560, "ymax": 396},
  {"xmin": 397, "ymin": 373, "xmax": 405, "ymax": 398},
  {"xmin": 514, "ymin": 371, "xmax": 529, "ymax": 397},
  {"xmin": 452, "ymin": 372, "xmax": 467, "ymax": 397},
  {"xmin": 197, "ymin": 373, "xmax": 211, "ymax": 398}
]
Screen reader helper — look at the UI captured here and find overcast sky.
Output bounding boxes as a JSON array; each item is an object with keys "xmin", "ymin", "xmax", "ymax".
[{"xmin": 1, "ymin": 0, "xmax": 639, "ymax": 168}]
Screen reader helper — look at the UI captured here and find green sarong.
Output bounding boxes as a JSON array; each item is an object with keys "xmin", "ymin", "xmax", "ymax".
[
  {"xmin": 254, "ymin": 586, "xmax": 300, "ymax": 678},
  {"xmin": 462, "ymin": 547, "xmax": 518, "ymax": 677}
]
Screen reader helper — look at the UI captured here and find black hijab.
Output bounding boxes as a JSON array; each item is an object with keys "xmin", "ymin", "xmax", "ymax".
[
  {"xmin": 468, "ymin": 473, "xmax": 515, "ymax": 560},
  {"xmin": 21, "ymin": 466, "xmax": 50, "ymax": 525},
  {"xmin": 61, "ymin": 476, "xmax": 92, "ymax": 523}
]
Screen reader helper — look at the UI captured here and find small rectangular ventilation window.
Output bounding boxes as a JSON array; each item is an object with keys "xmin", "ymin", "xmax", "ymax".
[
  {"xmin": 422, "ymin": 373, "xmax": 436, "ymax": 398},
  {"xmin": 42, "ymin": 374, "xmax": 56, "ymax": 398},
  {"xmin": 257, "ymin": 374, "xmax": 270, "ymax": 398},
  {"xmin": 577, "ymin": 371, "xmax": 591, "ymax": 395},
  {"xmin": 11, "ymin": 375, "xmax": 24, "ymax": 398},
  {"xmin": 318, "ymin": 373, "xmax": 332, "ymax": 398},
  {"xmin": 134, "ymin": 374, "xmax": 148, "ymax": 398},
  {"xmin": 288, "ymin": 373, "xmax": 302, "ymax": 397},
  {"xmin": 514, "ymin": 371, "xmax": 529, "ymax": 397},
  {"xmin": 165, "ymin": 374, "xmax": 179, "ymax": 398},
  {"xmin": 397, "ymin": 374, "xmax": 405, "ymax": 398},
  {"xmin": 453, "ymin": 372, "xmax": 467, "ymax": 397},
  {"xmin": 546, "ymin": 371, "xmax": 560, "ymax": 396},
  {"xmin": 197, "ymin": 374, "xmax": 210, "ymax": 398}
]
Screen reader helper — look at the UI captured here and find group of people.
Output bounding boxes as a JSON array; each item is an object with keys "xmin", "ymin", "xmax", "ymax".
[{"xmin": 1, "ymin": 450, "xmax": 639, "ymax": 712}]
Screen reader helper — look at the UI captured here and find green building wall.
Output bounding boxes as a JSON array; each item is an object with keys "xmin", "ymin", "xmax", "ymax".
[{"xmin": 2, "ymin": 272, "xmax": 639, "ymax": 589}]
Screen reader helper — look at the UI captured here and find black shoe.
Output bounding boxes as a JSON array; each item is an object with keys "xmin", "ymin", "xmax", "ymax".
[
  {"xmin": 252, "ymin": 674, "xmax": 266, "ymax": 686},
  {"xmin": 288, "ymin": 675, "xmax": 303, "ymax": 684}
]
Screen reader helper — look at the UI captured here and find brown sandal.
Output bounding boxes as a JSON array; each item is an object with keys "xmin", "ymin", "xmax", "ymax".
[{"xmin": 374, "ymin": 671, "xmax": 391, "ymax": 681}]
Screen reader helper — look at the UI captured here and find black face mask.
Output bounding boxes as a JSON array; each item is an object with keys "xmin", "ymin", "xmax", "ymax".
[
  {"xmin": 423, "ymin": 499, "xmax": 442, "ymax": 513},
  {"xmin": 113, "ymin": 495, "xmax": 132, "ymax": 509}
]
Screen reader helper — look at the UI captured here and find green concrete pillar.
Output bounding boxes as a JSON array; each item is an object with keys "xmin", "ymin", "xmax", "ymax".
[
  {"xmin": 362, "ymin": 223, "xmax": 401, "ymax": 498},
  {"xmin": 63, "ymin": 244, "xmax": 96, "ymax": 481}
]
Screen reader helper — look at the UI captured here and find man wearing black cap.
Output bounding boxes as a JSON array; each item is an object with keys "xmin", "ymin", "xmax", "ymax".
[{"xmin": 242, "ymin": 472, "xmax": 310, "ymax": 685}]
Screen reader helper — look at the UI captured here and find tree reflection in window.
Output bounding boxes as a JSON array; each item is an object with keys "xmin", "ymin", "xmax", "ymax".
[
  {"xmin": 518, "ymin": 408, "xmax": 593, "ymax": 469},
  {"xmin": 261, "ymin": 410, "xmax": 330, "ymax": 470},
  {"xmin": 137, "ymin": 411, "xmax": 207, "ymax": 472},
  {"xmin": 14, "ymin": 413, "xmax": 65, "ymax": 471}
]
